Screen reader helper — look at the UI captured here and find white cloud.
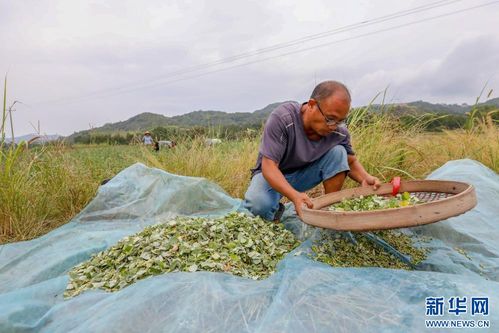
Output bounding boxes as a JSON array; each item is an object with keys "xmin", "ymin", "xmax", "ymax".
[{"xmin": 351, "ymin": 35, "xmax": 499, "ymax": 104}]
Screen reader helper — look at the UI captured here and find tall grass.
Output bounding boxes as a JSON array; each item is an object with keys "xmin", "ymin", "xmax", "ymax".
[
  {"xmin": 1, "ymin": 77, "xmax": 51, "ymax": 240},
  {"xmin": 409, "ymin": 88, "xmax": 499, "ymax": 175},
  {"xmin": 1, "ymin": 77, "xmax": 35, "ymax": 240},
  {"xmin": 346, "ymin": 96, "xmax": 424, "ymax": 183},
  {"xmin": 0, "ymin": 90, "xmax": 497, "ymax": 244},
  {"xmin": 412, "ymin": 115, "xmax": 499, "ymax": 174},
  {"xmin": 143, "ymin": 137, "xmax": 259, "ymax": 198}
]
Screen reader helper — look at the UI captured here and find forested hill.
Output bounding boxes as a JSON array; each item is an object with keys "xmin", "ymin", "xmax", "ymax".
[
  {"xmin": 69, "ymin": 98, "xmax": 499, "ymax": 137},
  {"xmin": 87, "ymin": 102, "xmax": 284, "ymax": 134}
]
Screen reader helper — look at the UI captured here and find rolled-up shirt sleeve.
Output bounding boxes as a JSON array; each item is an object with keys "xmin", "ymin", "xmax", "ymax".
[{"xmin": 260, "ymin": 113, "xmax": 287, "ymax": 164}]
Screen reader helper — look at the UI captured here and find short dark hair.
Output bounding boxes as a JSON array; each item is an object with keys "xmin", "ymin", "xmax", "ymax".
[{"xmin": 310, "ymin": 80, "xmax": 351, "ymax": 102}]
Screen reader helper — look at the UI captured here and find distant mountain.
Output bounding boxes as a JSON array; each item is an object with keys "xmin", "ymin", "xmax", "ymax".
[
  {"xmin": 4, "ymin": 134, "xmax": 62, "ymax": 144},
  {"xmin": 482, "ymin": 97, "xmax": 499, "ymax": 107},
  {"xmin": 372, "ymin": 101, "xmax": 471, "ymax": 115},
  {"xmin": 369, "ymin": 97, "xmax": 499, "ymax": 116},
  {"xmin": 69, "ymin": 102, "xmax": 286, "ymax": 138},
  {"xmin": 173, "ymin": 102, "xmax": 282, "ymax": 125},
  {"xmin": 98, "ymin": 112, "xmax": 171, "ymax": 132},
  {"xmin": 405, "ymin": 101, "xmax": 471, "ymax": 114},
  {"xmin": 68, "ymin": 98, "xmax": 498, "ymax": 139}
]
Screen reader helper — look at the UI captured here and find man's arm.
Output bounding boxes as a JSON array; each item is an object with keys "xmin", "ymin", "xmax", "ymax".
[
  {"xmin": 261, "ymin": 157, "xmax": 313, "ymax": 218},
  {"xmin": 347, "ymin": 154, "xmax": 381, "ymax": 189}
]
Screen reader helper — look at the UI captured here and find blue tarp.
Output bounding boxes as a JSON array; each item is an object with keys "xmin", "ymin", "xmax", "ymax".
[{"xmin": 0, "ymin": 159, "xmax": 498, "ymax": 332}]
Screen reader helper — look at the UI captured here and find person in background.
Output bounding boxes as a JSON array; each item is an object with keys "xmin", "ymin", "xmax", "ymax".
[
  {"xmin": 143, "ymin": 131, "xmax": 154, "ymax": 145},
  {"xmin": 243, "ymin": 80, "xmax": 381, "ymax": 222}
]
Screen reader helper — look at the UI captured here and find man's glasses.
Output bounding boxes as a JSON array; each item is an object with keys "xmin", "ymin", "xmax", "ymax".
[{"xmin": 315, "ymin": 101, "xmax": 347, "ymax": 128}]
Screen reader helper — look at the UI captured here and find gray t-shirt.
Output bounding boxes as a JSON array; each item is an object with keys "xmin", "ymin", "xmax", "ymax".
[{"xmin": 251, "ymin": 101, "xmax": 354, "ymax": 177}]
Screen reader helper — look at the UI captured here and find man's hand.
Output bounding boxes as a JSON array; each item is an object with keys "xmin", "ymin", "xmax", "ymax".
[
  {"xmin": 262, "ymin": 157, "xmax": 315, "ymax": 220},
  {"xmin": 347, "ymin": 155, "xmax": 381, "ymax": 190},
  {"xmin": 361, "ymin": 175, "xmax": 381, "ymax": 190},
  {"xmin": 290, "ymin": 192, "xmax": 314, "ymax": 219}
]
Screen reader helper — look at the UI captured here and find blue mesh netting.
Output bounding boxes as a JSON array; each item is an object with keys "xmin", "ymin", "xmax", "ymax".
[{"xmin": 0, "ymin": 159, "xmax": 497, "ymax": 332}]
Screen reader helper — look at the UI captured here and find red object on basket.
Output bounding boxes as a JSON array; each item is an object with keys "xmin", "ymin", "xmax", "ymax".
[{"xmin": 391, "ymin": 177, "xmax": 401, "ymax": 196}]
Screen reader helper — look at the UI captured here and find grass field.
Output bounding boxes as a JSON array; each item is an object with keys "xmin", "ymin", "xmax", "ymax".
[{"xmin": 1, "ymin": 102, "xmax": 498, "ymax": 244}]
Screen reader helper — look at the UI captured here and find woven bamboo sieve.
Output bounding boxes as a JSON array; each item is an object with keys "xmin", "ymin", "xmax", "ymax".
[{"xmin": 301, "ymin": 180, "xmax": 477, "ymax": 231}]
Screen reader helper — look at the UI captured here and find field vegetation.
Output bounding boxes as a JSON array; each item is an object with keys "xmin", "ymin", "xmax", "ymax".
[{"xmin": 1, "ymin": 79, "xmax": 498, "ymax": 244}]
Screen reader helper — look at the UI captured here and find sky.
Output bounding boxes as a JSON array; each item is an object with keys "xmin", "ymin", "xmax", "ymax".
[{"xmin": 1, "ymin": 0, "xmax": 498, "ymax": 136}]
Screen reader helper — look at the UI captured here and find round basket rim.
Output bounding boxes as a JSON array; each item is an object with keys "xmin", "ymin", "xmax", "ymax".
[
  {"xmin": 300, "ymin": 179, "xmax": 477, "ymax": 231},
  {"xmin": 303, "ymin": 180, "xmax": 475, "ymax": 216}
]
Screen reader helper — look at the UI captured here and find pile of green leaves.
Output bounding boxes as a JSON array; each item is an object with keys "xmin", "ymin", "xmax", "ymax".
[
  {"xmin": 328, "ymin": 192, "xmax": 421, "ymax": 212},
  {"xmin": 311, "ymin": 231, "xmax": 428, "ymax": 270},
  {"xmin": 65, "ymin": 212, "xmax": 299, "ymax": 298}
]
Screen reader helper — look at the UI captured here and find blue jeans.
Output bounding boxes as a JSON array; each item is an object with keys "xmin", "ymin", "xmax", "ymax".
[{"xmin": 243, "ymin": 145, "xmax": 350, "ymax": 220}]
